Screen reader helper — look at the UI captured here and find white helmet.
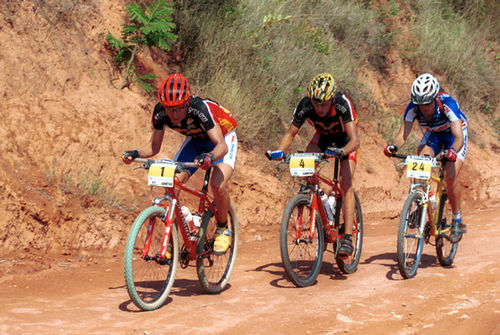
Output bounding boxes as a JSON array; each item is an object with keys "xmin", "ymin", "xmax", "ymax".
[{"xmin": 411, "ymin": 73, "xmax": 440, "ymax": 105}]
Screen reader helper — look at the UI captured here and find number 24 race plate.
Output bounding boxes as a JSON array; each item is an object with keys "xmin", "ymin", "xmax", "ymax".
[{"xmin": 406, "ymin": 156, "xmax": 432, "ymax": 180}]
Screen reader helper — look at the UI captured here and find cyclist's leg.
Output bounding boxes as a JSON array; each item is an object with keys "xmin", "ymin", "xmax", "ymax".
[
  {"xmin": 417, "ymin": 130, "xmax": 440, "ymax": 157},
  {"xmin": 444, "ymin": 126, "xmax": 467, "ymax": 214},
  {"xmin": 173, "ymin": 137, "xmax": 197, "ymax": 193},
  {"xmin": 340, "ymin": 155, "xmax": 356, "ymax": 235},
  {"xmin": 211, "ymin": 131, "xmax": 237, "ymax": 223},
  {"xmin": 445, "ymin": 159, "xmax": 463, "ymax": 213},
  {"xmin": 338, "ymin": 154, "xmax": 357, "ymax": 255},
  {"xmin": 212, "ymin": 164, "xmax": 233, "ymax": 221},
  {"xmin": 306, "ymin": 132, "xmax": 334, "ymax": 194},
  {"xmin": 445, "ymin": 126, "xmax": 467, "ymax": 241},
  {"xmin": 305, "ymin": 132, "xmax": 322, "ymax": 153},
  {"xmin": 211, "ymin": 132, "xmax": 237, "ymax": 253}
]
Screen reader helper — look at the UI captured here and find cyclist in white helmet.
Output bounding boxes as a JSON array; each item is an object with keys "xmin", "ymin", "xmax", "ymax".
[{"xmin": 384, "ymin": 73, "xmax": 468, "ymax": 243}]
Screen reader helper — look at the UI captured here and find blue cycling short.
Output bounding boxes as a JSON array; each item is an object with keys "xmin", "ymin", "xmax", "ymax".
[
  {"xmin": 420, "ymin": 125, "xmax": 468, "ymax": 162},
  {"xmin": 174, "ymin": 131, "xmax": 238, "ymax": 174}
]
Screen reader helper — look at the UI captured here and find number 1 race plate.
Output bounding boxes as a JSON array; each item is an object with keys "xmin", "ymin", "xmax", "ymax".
[
  {"xmin": 289, "ymin": 154, "xmax": 316, "ymax": 177},
  {"xmin": 406, "ymin": 156, "xmax": 432, "ymax": 180},
  {"xmin": 148, "ymin": 162, "xmax": 176, "ymax": 187}
]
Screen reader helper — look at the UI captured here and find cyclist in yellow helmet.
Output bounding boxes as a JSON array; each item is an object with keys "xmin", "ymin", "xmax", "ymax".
[{"xmin": 269, "ymin": 73, "xmax": 360, "ymax": 256}]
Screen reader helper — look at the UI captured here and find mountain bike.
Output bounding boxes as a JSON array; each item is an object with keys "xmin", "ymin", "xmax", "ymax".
[
  {"xmin": 266, "ymin": 152, "xmax": 363, "ymax": 287},
  {"xmin": 391, "ymin": 153, "xmax": 458, "ymax": 279},
  {"xmin": 123, "ymin": 158, "xmax": 239, "ymax": 310}
]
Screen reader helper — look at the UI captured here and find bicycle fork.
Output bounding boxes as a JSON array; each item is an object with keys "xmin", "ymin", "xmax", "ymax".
[
  {"xmin": 294, "ymin": 193, "xmax": 320, "ymax": 244},
  {"xmin": 142, "ymin": 202, "xmax": 176, "ymax": 263},
  {"xmin": 417, "ymin": 202, "xmax": 428, "ymax": 239}
]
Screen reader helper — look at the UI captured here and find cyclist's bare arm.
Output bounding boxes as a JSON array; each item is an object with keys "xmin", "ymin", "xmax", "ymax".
[
  {"xmin": 145, "ymin": 128, "xmax": 165, "ymax": 157},
  {"xmin": 392, "ymin": 119, "xmax": 414, "ymax": 149},
  {"xmin": 204, "ymin": 123, "xmax": 228, "ymax": 161},
  {"xmin": 277, "ymin": 124, "xmax": 300, "ymax": 152},
  {"xmin": 340, "ymin": 121, "xmax": 360, "ymax": 155},
  {"xmin": 449, "ymin": 119, "xmax": 464, "ymax": 152},
  {"xmin": 122, "ymin": 128, "xmax": 165, "ymax": 163}
]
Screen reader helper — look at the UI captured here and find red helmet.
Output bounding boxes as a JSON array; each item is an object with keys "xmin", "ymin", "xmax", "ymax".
[{"xmin": 158, "ymin": 74, "xmax": 190, "ymax": 107}]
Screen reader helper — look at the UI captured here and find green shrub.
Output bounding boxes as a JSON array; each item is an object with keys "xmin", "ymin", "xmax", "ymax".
[{"xmin": 107, "ymin": 0, "xmax": 177, "ymax": 91}]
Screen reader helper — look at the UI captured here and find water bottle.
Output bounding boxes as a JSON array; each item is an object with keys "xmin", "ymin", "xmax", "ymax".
[
  {"xmin": 327, "ymin": 195, "xmax": 336, "ymax": 217},
  {"xmin": 429, "ymin": 191, "xmax": 437, "ymax": 210},
  {"xmin": 192, "ymin": 213, "xmax": 201, "ymax": 228},
  {"xmin": 181, "ymin": 206, "xmax": 196, "ymax": 234},
  {"xmin": 321, "ymin": 192, "xmax": 334, "ymax": 224}
]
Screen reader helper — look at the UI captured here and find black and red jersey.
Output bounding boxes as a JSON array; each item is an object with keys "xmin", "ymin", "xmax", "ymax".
[
  {"xmin": 292, "ymin": 92, "xmax": 357, "ymax": 135},
  {"xmin": 152, "ymin": 96, "xmax": 237, "ymax": 139}
]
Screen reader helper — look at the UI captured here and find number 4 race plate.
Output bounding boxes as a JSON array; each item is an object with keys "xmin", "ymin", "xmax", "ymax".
[
  {"xmin": 406, "ymin": 156, "xmax": 432, "ymax": 180},
  {"xmin": 289, "ymin": 154, "xmax": 315, "ymax": 177},
  {"xmin": 148, "ymin": 162, "xmax": 176, "ymax": 187}
]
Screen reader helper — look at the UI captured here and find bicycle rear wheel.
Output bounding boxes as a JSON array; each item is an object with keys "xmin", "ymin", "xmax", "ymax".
[
  {"xmin": 280, "ymin": 194, "xmax": 324, "ymax": 287},
  {"xmin": 196, "ymin": 202, "xmax": 239, "ymax": 294},
  {"xmin": 336, "ymin": 190, "xmax": 363, "ymax": 274},
  {"xmin": 435, "ymin": 193, "xmax": 458, "ymax": 266},
  {"xmin": 397, "ymin": 192, "xmax": 425, "ymax": 279},
  {"xmin": 124, "ymin": 206, "xmax": 179, "ymax": 311}
]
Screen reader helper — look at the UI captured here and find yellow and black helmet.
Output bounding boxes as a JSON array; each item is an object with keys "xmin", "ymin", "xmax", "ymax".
[{"xmin": 308, "ymin": 73, "xmax": 336, "ymax": 102}]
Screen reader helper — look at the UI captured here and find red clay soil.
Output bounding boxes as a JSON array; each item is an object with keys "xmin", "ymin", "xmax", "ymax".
[{"xmin": 0, "ymin": 1, "xmax": 499, "ymax": 334}]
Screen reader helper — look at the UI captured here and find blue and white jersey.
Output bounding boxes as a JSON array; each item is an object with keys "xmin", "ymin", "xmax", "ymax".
[{"xmin": 403, "ymin": 93, "xmax": 467, "ymax": 133}]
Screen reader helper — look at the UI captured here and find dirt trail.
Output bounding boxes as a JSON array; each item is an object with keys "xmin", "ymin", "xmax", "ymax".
[
  {"xmin": 1, "ymin": 208, "xmax": 499, "ymax": 335},
  {"xmin": 1, "ymin": 1, "xmax": 500, "ymax": 334}
]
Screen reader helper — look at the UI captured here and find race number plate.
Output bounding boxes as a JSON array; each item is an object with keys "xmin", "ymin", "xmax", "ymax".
[
  {"xmin": 148, "ymin": 162, "xmax": 176, "ymax": 187},
  {"xmin": 289, "ymin": 154, "xmax": 315, "ymax": 177},
  {"xmin": 406, "ymin": 156, "xmax": 432, "ymax": 180}
]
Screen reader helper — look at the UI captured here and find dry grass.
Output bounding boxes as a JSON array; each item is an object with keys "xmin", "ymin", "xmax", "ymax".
[{"xmin": 171, "ymin": 0, "xmax": 500, "ymax": 146}]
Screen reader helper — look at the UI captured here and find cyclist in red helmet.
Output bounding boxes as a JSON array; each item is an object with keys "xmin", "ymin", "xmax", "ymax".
[{"xmin": 123, "ymin": 73, "xmax": 238, "ymax": 254}]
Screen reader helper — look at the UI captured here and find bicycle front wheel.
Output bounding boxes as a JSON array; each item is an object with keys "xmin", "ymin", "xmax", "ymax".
[
  {"xmin": 280, "ymin": 193, "xmax": 324, "ymax": 287},
  {"xmin": 397, "ymin": 192, "xmax": 425, "ymax": 279},
  {"xmin": 336, "ymin": 190, "xmax": 363, "ymax": 274},
  {"xmin": 435, "ymin": 193, "xmax": 458, "ymax": 266},
  {"xmin": 124, "ymin": 206, "xmax": 179, "ymax": 311},
  {"xmin": 196, "ymin": 202, "xmax": 239, "ymax": 294}
]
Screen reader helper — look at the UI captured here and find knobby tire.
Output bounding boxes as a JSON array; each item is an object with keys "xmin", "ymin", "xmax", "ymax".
[
  {"xmin": 124, "ymin": 206, "xmax": 179, "ymax": 311},
  {"xmin": 397, "ymin": 192, "xmax": 425, "ymax": 279},
  {"xmin": 196, "ymin": 202, "xmax": 239, "ymax": 294},
  {"xmin": 280, "ymin": 194, "xmax": 324, "ymax": 287},
  {"xmin": 435, "ymin": 193, "xmax": 458, "ymax": 266},
  {"xmin": 335, "ymin": 190, "xmax": 363, "ymax": 274}
]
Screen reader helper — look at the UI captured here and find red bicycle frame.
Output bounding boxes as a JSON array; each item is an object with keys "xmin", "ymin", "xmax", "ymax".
[
  {"xmin": 142, "ymin": 165, "xmax": 217, "ymax": 262},
  {"xmin": 297, "ymin": 157, "xmax": 347, "ymax": 244}
]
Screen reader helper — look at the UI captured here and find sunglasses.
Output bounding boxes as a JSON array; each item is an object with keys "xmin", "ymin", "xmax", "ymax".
[
  {"xmin": 165, "ymin": 105, "xmax": 187, "ymax": 113},
  {"xmin": 419, "ymin": 100, "xmax": 434, "ymax": 107},
  {"xmin": 311, "ymin": 100, "xmax": 332, "ymax": 106}
]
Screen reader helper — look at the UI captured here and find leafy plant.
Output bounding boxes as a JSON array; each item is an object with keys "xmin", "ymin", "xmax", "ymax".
[{"xmin": 106, "ymin": 0, "xmax": 177, "ymax": 91}]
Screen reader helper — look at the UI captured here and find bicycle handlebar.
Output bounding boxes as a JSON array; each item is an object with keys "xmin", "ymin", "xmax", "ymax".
[
  {"xmin": 265, "ymin": 151, "xmax": 329, "ymax": 163},
  {"xmin": 390, "ymin": 153, "xmax": 408, "ymax": 159},
  {"xmin": 390, "ymin": 151, "xmax": 447, "ymax": 162},
  {"xmin": 389, "ymin": 152, "xmax": 449, "ymax": 172},
  {"xmin": 132, "ymin": 158, "xmax": 198, "ymax": 169}
]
